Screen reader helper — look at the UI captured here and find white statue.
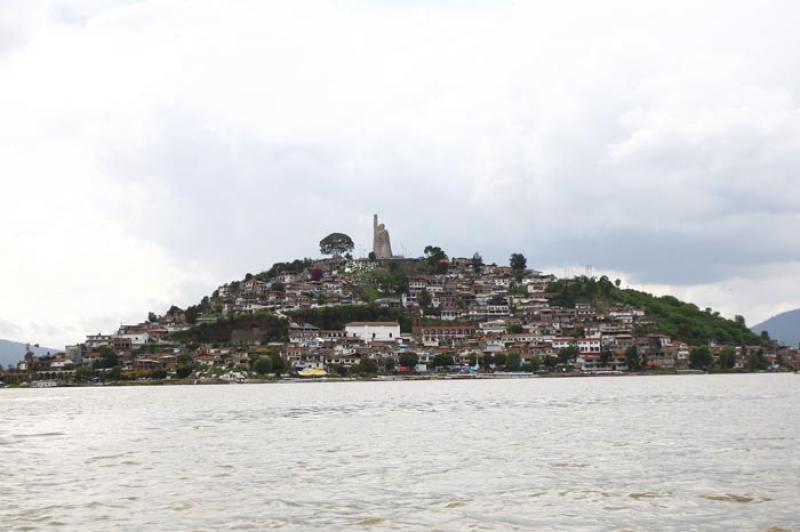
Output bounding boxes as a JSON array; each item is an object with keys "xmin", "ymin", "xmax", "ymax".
[{"xmin": 373, "ymin": 214, "xmax": 394, "ymax": 259}]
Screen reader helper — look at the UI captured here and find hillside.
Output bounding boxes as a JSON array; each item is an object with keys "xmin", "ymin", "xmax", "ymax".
[
  {"xmin": 545, "ymin": 277, "xmax": 762, "ymax": 346},
  {"xmin": 752, "ymin": 309, "xmax": 800, "ymax": 347},
  {"xmin": 178, "ymin": 264, "xmax": 762, "ymax": 348},
  {"xmin": 0, "ymin": 340, "xmax": 60, "ymax": 369}
]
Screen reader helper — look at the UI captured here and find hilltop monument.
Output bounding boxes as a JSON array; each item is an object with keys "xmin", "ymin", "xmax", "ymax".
[{"xmin": 373, "ymin": 214, "xmax": 394, "ymax": 259}]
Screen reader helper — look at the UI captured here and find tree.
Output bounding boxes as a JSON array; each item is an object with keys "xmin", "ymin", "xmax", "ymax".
[
  {"xmin": 494, "ymin": 353, "xmax": 507, "ymax": 367},
  {"xmin": 558, "ymin": 346, "xmax": 577, "ymax": 365},
  {"xmin": 368, "ymin": 251, "xmax": 377, "ymax": 261},
  {"xmin": 625, "ymin": 346, "xmax": 641, "ymax": 371},
  {"xmin": 148, "ymin": 312, "xmax": 158, "ymax": 323},
  {"xmin": 689, "ymin": 346, "xmax": 713, "ymax": 370},
  {"xmin": 510, "ymin": 253, "xmax": 527, "ymax": 280},
  {"xmin": 93, "ymin": 346, "xmax": 119, "ymax": 369},
  {"xmin": 185, "ymin": 305, "xmax": 200, "ymax": 325},
  {"xmin": 355, "ymin": 358, "xmax": 378, "ymax": 375},
  {"xmin": 734, "ymin": 315, "xmax": 746, "ymax": 327},
  {"xmin": 271, "ymin": 281, "xmax": 286, "ymax": 292},
  {"xmin": 746, "ymin": 349, "xmax": 767, "ymax": 371},
  {"xmin": 319, "ymin": 233, "xmax": 355, "ymax": 257},
  {"xmin": 327, "ymin": 363, "xmax": 348, "ymax": 377},
  {"xmin": 270, "ymin": 353, "xmax": 287, "ymax": 376},
  {"xmin": 107, "ymin": 366, "xmax": 122, "ymax": 381},
  {"xmin": 614, "ymin": 279, "xmax": 621, "ymax": 288},
  {"xmin": 383, "ymin": 357, "xmax": 396, "ymax": 372},
  {"xmin": 506, "ymin": 353, "xmax": 521, "ymax": 371},
  {"xmin": 166, "ymin": 305, "xmax": 184, "ymax": 317},
  {"xmin": 417, "ymin": 289, "xmax": 433, "ymax": 310},
  {"xmin": 717, "ymin": 347, "xmax": 736, "ymax": 370},
  {"xmin": 74, "ymin": 366, "xmax": 96, "ymax": 383},
  {"xmin": 432, "ymin": 353, "xmax": 454, "ymax": 369},
  {"xmin": 176, "ymin": 365, "xmax": 193, "ymax": 379},
  {"xmin": 471, "ymin": 252, "xmax": 483, "ymax": 274},
  {"xmin": 480, "ymin": 354, "xmax": 494, "ymax": 370},
  {"xmin": 253, "ymin": 356, "xmax": 273, "ymax": 375},
  {"xmin": 507, "ymin": 324, "xmax": 523, "ymax": 334},
  {"xmin": 424, "ymin": 245, "xmax": 449, "ymax": 273},
  {"xmin": 399, "ymin": 352, "xmax": 418, "ymax": 369}
]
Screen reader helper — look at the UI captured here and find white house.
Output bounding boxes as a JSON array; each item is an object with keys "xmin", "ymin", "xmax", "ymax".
[
  {"xmin": 116, "ymin": 332, "xmax": 150, "ymax": 346},
  {"xmin": 344, "ymin": 322, "xmax": 400, "ymax": 342}
]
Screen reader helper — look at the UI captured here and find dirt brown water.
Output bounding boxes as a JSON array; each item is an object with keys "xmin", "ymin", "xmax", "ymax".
[{"xmin": 1, "ymin": 374, "xmax": 798, "ymax": 530}]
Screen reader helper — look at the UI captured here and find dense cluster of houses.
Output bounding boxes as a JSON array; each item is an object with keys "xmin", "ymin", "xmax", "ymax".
[{"xmin": 10, "ymin": 256, "xmax": 799, "ymax": 381}]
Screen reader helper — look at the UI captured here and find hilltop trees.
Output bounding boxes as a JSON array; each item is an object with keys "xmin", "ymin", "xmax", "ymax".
[
  {"xmin": 424, "ymin": 245, "xmax": 449, "ymax": 274},
  {"xmin": 545, "ymin": 277, "xmax": 761, "ymax": 346},
  {"xmin": 471, "ymin": 252, "xmax": 483, "ymax": 274},
  {"xmin": 510, "ymin": 253, "xmax": 527, "ymax": 280},
  {"xmin": 319, "ymin": 233, "xmax": 354, "ymax": 257}
]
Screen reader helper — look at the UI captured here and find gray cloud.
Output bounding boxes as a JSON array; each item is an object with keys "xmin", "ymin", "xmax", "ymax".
[{"xmin": 2, "ymin": 0, "xmax": 800, "ymax": 346}]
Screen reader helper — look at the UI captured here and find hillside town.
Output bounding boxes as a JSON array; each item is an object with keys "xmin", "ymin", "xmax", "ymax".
[{"xmin": 4, "ymin": 217, "xmax": 798, "ymax": 386}]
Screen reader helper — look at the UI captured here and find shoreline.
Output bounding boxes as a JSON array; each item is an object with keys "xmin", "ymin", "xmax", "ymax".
[{"xmin": 4, "ymin": 369, "xmax": 794, "ymax": 389}]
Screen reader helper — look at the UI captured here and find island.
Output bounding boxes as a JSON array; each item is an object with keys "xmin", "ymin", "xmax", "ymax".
[{"xmin": 3, "ymin": 215, "xmax": 798, "ymax": 387}]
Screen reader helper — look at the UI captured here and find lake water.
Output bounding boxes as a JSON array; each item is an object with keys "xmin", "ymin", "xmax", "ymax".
[{"xmin": 1, "ymin": 374, "xmax": 799, "ymax": 531}]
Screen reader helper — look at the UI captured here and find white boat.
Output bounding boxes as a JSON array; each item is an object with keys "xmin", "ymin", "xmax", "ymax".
[{"xmin": 31, "ymin": 380, "xmax": 58, "ymax": 388}]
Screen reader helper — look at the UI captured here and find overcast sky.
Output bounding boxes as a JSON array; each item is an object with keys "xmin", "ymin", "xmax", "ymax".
[{"xmin": 2, "ymin": 0, "xmax": 800, "ymax": 348}]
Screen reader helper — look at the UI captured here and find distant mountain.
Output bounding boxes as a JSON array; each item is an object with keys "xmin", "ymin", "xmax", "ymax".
[
  {"xmin": 0, "ymin": 340, "xmax": 60, "ymax": 369},
  {"xmin": 752, "ymin": 309, "xmax": 800, "ymax": 347}
]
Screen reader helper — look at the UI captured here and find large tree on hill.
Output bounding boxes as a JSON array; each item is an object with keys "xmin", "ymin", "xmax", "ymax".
[
  {"xmin": 319, "ymin": 233, "xmax": 355, "ymax": 257},
  {"xmin": 510, "ymin": 253, "xmax": 527, "ymax": 279},
  {"xmin": 424, "ymin": 245, "xmax": 449, "ymax": 273},
  {"xmin": 471, "ymin": 252, "xmax": 483, "ymax": 274}
]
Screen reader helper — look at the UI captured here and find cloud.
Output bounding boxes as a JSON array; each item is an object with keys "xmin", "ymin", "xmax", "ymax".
[{"xmin": 1, "ymin": 0, "xmax": 799, "ymax": 346}]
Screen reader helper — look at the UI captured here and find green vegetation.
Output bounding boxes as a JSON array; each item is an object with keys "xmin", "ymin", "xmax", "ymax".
[
  {"xmin": 319, "ymin": 233, "xmax": 354, "ymax": 257},
  {"xmin": 717, "ymin": 347, "xmax": 736, "ymax": 370},
  {"xmin": 690, "ymin": 345, "xmax": 713, "ymax": 370},
  {"xmin": 546, "ymin": 276, "xmax": 761, "ymax": 346},
  {"xmin": 431, "ymin": 353, "xmax": 454, "ymax": 369},
  {"xmin": 399, "ymin": 352, "xmax": 418, "ymax": 368},
  {"xmin": 625, "ymin": 345, "xmax": 642, "ymax": 371},
  {"xmin": 92, "ymin": 346, "xmax": 119, "ymax": 369},
  {"xmin": 506, "ymin": 353, "xmax": 522, "ymax": 371},
  {"xmin": 417, "ymin": 289, "xmax": 433, "ymax": 311},
  {"xmin": 423, "ymin": 245, "xmax": 448, "ymax": 274},
  {"xmin": 254, "ymin": 259, "xmax": 313, "ymax": 282},
  {"xmin": 471, "ymin": 252, "xmax": 483, "ymax": 274},
  {"xmin": 510, "ymin": 253, "xmax": 527, "ymax": 280},
  {"xmin": 253, "ymin": 356, "xmax": 273, "ymax": 375},
  {"xmin": 288, "ymin": 305, "xmax": 412, "ymax": 332},
  {"xmin": 355, "ymin": 266, "xmax": 408, "ymax": 301},
  {"xmin": 173, "ymin": 312, "xmax": 288, "ymax": 344},
  {"xmin": 354, "ymin": 358, "xmax": 378, "ymax": 376},
  {"xmin": 558, "ymin": 346, "xmax": 578, "ymax": 364}
]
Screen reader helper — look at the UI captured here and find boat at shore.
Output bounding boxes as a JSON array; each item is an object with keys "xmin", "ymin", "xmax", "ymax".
[{"xmin": 297, "ymin": 368, "xmax": 328, "ymax": 378}]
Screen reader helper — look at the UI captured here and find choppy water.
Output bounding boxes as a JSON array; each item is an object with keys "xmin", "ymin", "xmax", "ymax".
[{"xmin": 1, "ymin": 374, "xmax": 799, "ymax": 531}]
